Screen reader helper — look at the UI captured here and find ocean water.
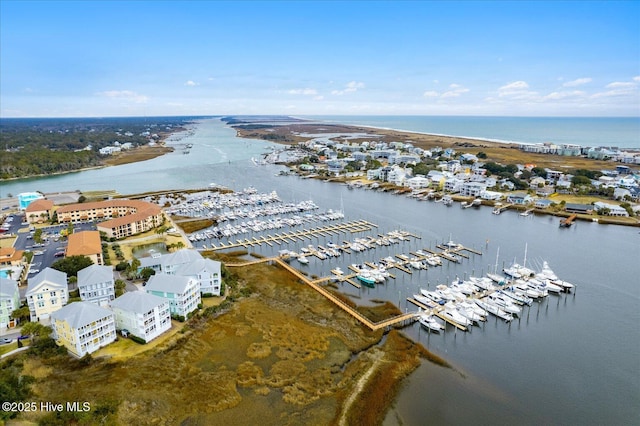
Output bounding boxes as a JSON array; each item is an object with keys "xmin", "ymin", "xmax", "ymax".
[{"xmin": 301, "ymin": 115, "xmax": 640, "ymax": 149}]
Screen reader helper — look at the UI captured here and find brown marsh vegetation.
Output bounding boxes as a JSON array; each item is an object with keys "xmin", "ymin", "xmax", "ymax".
[{"xmin": 14, "ymin": 256, "xmax": 451, "ymax": 425}]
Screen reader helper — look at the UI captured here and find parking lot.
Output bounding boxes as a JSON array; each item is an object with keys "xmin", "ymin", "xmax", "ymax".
[{"xmin": 1, "ymin": 213, "xmax": 98, "ymax": 296}]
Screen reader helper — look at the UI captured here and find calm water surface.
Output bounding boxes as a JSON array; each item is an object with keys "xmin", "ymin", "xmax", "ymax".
[{"xmin": 1, "ymin": 118, "xmax": 638, "ymax": 425}]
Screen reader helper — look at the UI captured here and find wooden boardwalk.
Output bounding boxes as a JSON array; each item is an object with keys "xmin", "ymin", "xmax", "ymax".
[
  {"xmin": 207, "ymin": 220, "xmax": 378, "ymax": 251},
  {"xmin": 226, "ymin": 256, "xmax": 417, "ymax": 331}
]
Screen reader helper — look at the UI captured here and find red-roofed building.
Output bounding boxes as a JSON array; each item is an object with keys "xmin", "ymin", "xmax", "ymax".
[
  {"xmin": 66, "ymin": 231, "xmax": 103, "ymax": 265},
  {"xmin": 26, "ymin": 199, "xmax": 55, "ymax": 224},
  {"xmin": 56, "ymin": 199, "xmax": 164, "ymax": 239}
]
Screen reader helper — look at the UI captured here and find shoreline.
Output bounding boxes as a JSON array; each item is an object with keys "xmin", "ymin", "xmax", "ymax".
[{"xmin": 292, "ymin": 115, "xmax": 640, "ymax": 151}]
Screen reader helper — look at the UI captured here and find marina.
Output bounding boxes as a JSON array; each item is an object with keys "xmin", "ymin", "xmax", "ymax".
[
  {"xmin": 201, "ymin": 186, "xmax": 579, "ymax": 339},
  {"xmin": 2, "ymin": 117, "xmax": 637, "ymax": 425}
]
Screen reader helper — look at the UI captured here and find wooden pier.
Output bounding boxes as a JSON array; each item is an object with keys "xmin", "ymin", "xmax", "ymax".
[
  {"xmin": 207, "ymin": 220, "xmax": 378, "ymax": 251},
  {"xmin": 225, "ymin": 257, "xmax": 417, "ymax": 330},
  {"xmin": 407, "ymin": 298, "xmax": 468, "ymax": 331},
  {"xmin": 560, "ymin": 214, "xmax": 577, "ymax": 227}
]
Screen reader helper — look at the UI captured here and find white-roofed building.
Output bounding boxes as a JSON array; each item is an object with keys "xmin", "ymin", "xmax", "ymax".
[
  {"xmin": 0, "ymin": 277, "xmax": 20, "ymax": 328},
  {"xmin": 138, "ymin": 249, "xmax": 203, "ymax": 274},
  {"xmin": 26, "ymin": 268, "xmax": 68, "ymax": 322},
  {"xmin": 174, "ymin": 258, "xmax": 222, "ymax": 296},
  {"xmin": 109, "ymin": 291, "xmax": 171, "ymax": 342},
  {"xmin": 145, "ymin": 274, "xmax": 200, "ymax": 319},
  {"xmin": 77, "ymin": 264, "xmax": 115, "ymax": 306},
  {"xmin": 50, "ymin": 301, "xmax": 116, "ymax": 357}
]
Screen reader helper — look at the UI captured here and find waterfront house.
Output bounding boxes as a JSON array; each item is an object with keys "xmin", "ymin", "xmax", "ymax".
[
  {"xmin": 366, "ymin": 168, "xmax": 382, "ymax": 180},
  {"xmin": 50, "ymin": 301, "xmax": 116, "ymax": 357},
  {"xmin": 507, "ymin": 193, "xmax": 533, "ymax": 205},
  {"xmin": 173, "ymin": 258, "xmax": 222, "ymax": 296},
  {"xmin": 481, "ymin": 190, "xmax": 503, "ymax": 201},
  {"xmin": 444, "ymin": 178, "xmax": 464, "ymax": 193},
  {"xmin": 77, "ymin": 264, "xmax": 115, "ymax": 306},
  {"xmin": 25, "ymin": 199, "xmax": 54, "ymax": 224},
  {"xmin": 0, "ymin": 277, "xmax": 20, "ymax": 328},
  {"xmin": 67, "ymin": 231, "xmax": 103, "ymax": 265},
  {"xmin": 145, "ymin": 274, "xmax": 201, "ymax": 318},
  {"xmin": 564, "ymin": 204, "xmax": 593, "ymax": 214},
  {"xmin": 460, "ymin": 182, "xmax": 487, "ymax": 197},
  {"xmin": 25, "ymin": 268, "xmax": 68, "ymax": 322},
  {"xmin": 109, "ymin": 291, "xmax": 171, "ymax": 342},
  {"xmin": 535, "ymin": 199, "xmax": 554, "ymax": 209},
  {"xmin": 593, "ymin": 202, "xmax": 629, "ymax": 217},
  {"xmin": 406, "ymin": 176, "xmax": 430, "ymax": 190}
]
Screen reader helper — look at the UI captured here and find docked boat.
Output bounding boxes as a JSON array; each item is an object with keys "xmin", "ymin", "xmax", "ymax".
[
  {"xmin": 297, "ymin": 255, "xmax": 309, "ymax": 265},
  {"xmin": 413, "ymin": 294, "xmax": 437, "ymax": 308},
  {"xmin": 418, "ymin": 313, "xmax": 445, "ymax": 333},
  {"xmin": 356, "ymin": 272, "xmax": 376, "ymax": 287},
  {"xmin": 487, "ymin": 293, "xmax": 522, "ymax": 316},
  {"xmin": 499, "ymin": 289, "xmax": 533, "ymax": 306},
  {"xmin": 475, "ymin": 299, "xmax": 514, "ymax": 322},
  {"xmin": 441, "ymin": 308, "xmax": 472, "ymax": 328}
]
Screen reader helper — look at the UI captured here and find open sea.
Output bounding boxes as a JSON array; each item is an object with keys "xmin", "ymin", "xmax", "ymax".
[
  {"xmin": 301, "ymin": 115, "xmax": 640, "ymax": 149},
  {"xmin": 1, "ymin": 117, "xmax": 639, "ymax": 425}
]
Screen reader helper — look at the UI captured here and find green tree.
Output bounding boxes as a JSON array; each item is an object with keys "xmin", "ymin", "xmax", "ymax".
[
  {"xmin": 571, "ymin": 175, "xmax": 592, "ymax": 186},
  {"xmin": 33, "ymin": 228, "xmax": 43, "ymax": 244},
  {"xmin": 20, "ymin": 321, "xmax": 52, "ymax": 340},
  {"xmin": 10, "ymin": 306, "xmax": 31, "ymax": 323},
  {"xmin": 51, "ymin": 255, "xmax": 93, "ymax": 277},
  {"xmin": 115, "ymin": 279, "xmax": 126, "ymax": 297},
  {"xmin": 140, "ymin": 267, "xmax": 156, "ymax": 280},
  {"xmin": 532, "ymin": 167, "xmax": 547, "ymax": 179}
]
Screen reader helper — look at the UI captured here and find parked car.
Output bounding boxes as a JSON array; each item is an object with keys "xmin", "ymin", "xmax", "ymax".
[{"xmin": 0, "ymin": 337, "xmax": 12, "ymax": 345}]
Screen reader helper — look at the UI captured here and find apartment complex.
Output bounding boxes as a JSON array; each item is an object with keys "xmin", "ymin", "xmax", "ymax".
[{"xmin": 56, "ymin": 199, "xmax": 163, "ymax": 239}]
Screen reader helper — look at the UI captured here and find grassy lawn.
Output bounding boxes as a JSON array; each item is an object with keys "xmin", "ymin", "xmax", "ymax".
[
  {"xmin": 0, "ymin": 235, "xmax": 17, "ymax": 248},
  {"xmin": 93, "ymin": 319, "xmax": 185, "ymax": 361}
]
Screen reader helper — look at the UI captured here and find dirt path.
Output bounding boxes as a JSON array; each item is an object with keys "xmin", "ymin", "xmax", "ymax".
[{"xmin": 338, "ymin": 348, "xmax": 385, "ymax": 426}]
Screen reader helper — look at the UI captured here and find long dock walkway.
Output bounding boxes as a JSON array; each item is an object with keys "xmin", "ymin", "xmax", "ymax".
[
  {"xmin": 207, "ymin": 220, "xmax": 378, "ymax": 251},
  {"xmin": 226, "ymin": 257, "xmax": 417, "ymax": 331}
]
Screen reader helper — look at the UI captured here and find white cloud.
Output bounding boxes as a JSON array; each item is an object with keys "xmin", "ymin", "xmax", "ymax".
[
  {"xmin": 332, "ymin": 81, "xmax": 365, "ymax": 95},
  {"xmin": 605, "ymin": 81, "xmax": 635, "ymax": 89},
  {"xmin": 591, "ymin": 79, "xmax": 638, "ymax": 99},
  {"xmin": 497, "ymin": 81, "xmax": 538, "ymax": 100},
  {"xmin": 542, "ymin": 91, "xmax": 586, "ymax": 101},
  {"xmin": 98, "ymin": 90, "xmax": 148, "ymax": 103},
  {"xmin": 313, "ymin": 95, "xmax": 324, "ymax": 101},
  {"xmin": 288, "ymin": 88, "xmax": 318, "ymax": 95},
  {"xmin": 423, "ymin": 83, "xmax": 469, "ymax": 99},
  {"xmin": 184, "ymin": 80, "xmax": 199, "ymax": 86},
  {"xmin": 562, "ymin": 78, "xmax": 592, "ymax": 87},
  {"xmin": 441, "ymin": 84, "xmax": 469, "ymax": 98},
  {"xmin": 634, "ymin": 76, "xmax": 640, "ymax": 82}
]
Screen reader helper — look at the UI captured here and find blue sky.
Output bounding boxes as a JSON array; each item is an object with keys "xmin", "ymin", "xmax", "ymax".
[{"xmin": 1, "ymin": 1, "xmax": 638, "ymax": 117}]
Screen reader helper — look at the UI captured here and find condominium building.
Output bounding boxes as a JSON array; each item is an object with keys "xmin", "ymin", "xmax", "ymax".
[
  {"xmin": 145, "ymin": 274, "xmax": 200, "ymax": 318},
  {"xmin": 25, "ymin": 268, "xmax": 68, "ymax": 322},
  {"xmin": 77, "ymin": 264, "xmax": 115, "ymax": 306},
  {"xmin": 50, "ymin": 301, "xmax": 116, "ymax": 357},
  {"xmin": 109, "ymin": 291, "xmax": 171, "ymax": 342}
]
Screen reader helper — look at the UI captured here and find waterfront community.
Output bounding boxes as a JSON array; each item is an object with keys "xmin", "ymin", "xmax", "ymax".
[{"xmin": 0, "ymin": 116, "xmax": 638, "ymax": 425}]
